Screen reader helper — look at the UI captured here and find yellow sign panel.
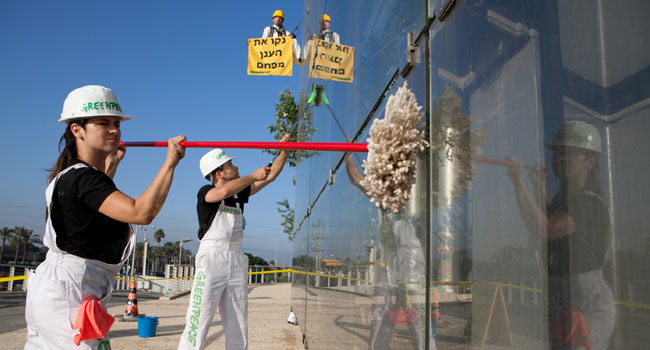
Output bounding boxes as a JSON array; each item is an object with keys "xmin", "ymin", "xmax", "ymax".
[
  {"xmin": 308, "ymin": 39, "xmax": 354, "ymax": 83},
  {"xmin": 248, "ymin": 36, "xmax": 293, "ymax": 76}
]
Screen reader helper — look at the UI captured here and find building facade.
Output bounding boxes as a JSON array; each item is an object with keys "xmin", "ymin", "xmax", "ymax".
[{"xmin": 292, "ymin": 1, "xmax": 650, "ymax": 348}]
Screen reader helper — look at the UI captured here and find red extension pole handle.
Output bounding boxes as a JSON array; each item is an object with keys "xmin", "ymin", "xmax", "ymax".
[
  {"xmin": 120, "ymin": 141, "xmax": 369, "ymax": 152},
  {"xmin": 120, "ymin": 141, "xmax": 531, "ymax": 168}
]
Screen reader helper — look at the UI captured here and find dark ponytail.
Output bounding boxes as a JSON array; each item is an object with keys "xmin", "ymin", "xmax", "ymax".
[{"xmin": 48, "ymin": 119, "xmax": 87, "ymax": 182}]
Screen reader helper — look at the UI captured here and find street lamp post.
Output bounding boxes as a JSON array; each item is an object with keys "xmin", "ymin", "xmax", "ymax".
[
  {"xmin": 129, "ymin": 225, "xmax": 140, "ymax": 281},
  {"xmin": 178, "ymin": 238, "xmax": 192, "ymax": 270},
  {"xmin": 178, "ymin": 238, "xmax": 192, "ymax": 290},
  {"xmin": 269, "ymin": 240, "xmax": 278, "ymax": 283},
  {"xmin": 142, "ymin": 225, "xmax": 154, "ymax": 277},
  {"xmin": 269, "ymin": 240, "xmax": 278, "ymax": 267}
]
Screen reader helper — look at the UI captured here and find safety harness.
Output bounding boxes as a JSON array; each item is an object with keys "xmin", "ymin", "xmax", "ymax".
[
  {"xmin": 269, "ymin": 25, "xmax": 287, "ymax": 37},
  {"xmin": 319, "ymin": 30, "xmax": 334, "ymax": 42}
]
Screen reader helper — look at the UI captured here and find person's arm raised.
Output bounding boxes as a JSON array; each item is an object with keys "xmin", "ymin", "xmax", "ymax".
[
  {"xmin": 251, "ymin": 134, "xmax": 290, "ymax": 195},
  {"xmin": 205, "ymin": 167, "xmax": 270, "ymax": 203},
  {"xmin": 98, "ymin": 135, "xmax": 186, "ymax": 224}
]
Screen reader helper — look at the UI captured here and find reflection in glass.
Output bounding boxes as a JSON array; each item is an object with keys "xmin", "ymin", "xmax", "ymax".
[
  {"xmin": 506, "ymin": 121, "xmax": 615, "ymax": 349},
  {"xmin": 293, "ymin": 1, "xmax": 650, "ymax": 349},
  {"xmin": 345, "ymin": 154, "xmax": 432, "ymax": 349}
]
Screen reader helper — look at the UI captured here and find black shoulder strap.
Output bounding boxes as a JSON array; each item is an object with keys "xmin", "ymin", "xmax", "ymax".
[
  {"xmin": 197, "ymin": 202, "xmax": 220, "ymax": 240},
  {"xmin": 319, "ymin": 31, "xmax": 334, "ymax": 42},
  {"xmin": 271, "ymin": 26, "xmax": 286, "ymax": 37}
]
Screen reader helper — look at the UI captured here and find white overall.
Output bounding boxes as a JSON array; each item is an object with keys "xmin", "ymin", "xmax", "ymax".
[
  {"xmin": 179, "ymin": 196, "xmax": 249, "ymax": 350},
  {"xmin": 25, "ymin": 164, "xmax": 133, "ymax": 350}
]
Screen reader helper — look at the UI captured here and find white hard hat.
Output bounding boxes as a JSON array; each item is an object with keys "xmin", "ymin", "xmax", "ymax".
[
  {"xmin": 59, "ymin": 85, "xmax": 132, "ymax": 124},
  {"xmin": 200, "ymin": 148, "xmax": 235, "ymax": 180},
  {"xmin": 547, "ymin": 121, "xmax": 602, "ymax": 154}
]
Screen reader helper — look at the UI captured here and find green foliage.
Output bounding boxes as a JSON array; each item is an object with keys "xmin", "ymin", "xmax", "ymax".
[
  {"xmin": 0, "ymin": 227, "xmax": 15, "ymax": 263},
  {"xmin": 153, "ymin": 229, "xmax": 165, "ymax": 245},
  {"xmin": 430, "ymin": 87, "xmax": 488, "ymax": 203},
  {"xmin": 245, "ymin": 252, "xmax": 269, "ymax": 266},
  {"xmin": 13, "ymin": 226, "xmax": 40, "ymax": 263},
  {"xmin": 264, "ymin": 88, "xmax": 317, "ymax": 167},
  {"xmin": 276, "ymin": 198, "xmax": 295, "ymax": 241}
]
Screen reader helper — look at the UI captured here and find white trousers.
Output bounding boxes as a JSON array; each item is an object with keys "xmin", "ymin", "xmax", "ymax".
[
  {"xmin": 178, "ymin": 243, "xmax": 249, "ymax": 350},
  {"xmin": 24, "ymin": 252, "xmax": 116, "ymax": 350}
]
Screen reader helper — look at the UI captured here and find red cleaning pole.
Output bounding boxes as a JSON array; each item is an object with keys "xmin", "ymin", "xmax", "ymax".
[
  {"xmin": 121, "ymin": 141, "xmax": 531, "ymax": 168},
  {"xmin": 120, "ymin": 141, "xmax": 368, "ymax": 152},
  {"xmin": 473, "ymin": 157, "xmax": 536, "ymax": 170}
]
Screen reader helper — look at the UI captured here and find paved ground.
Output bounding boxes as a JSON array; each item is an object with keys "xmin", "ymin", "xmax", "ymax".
[{"xmin": 0, "ymin": 283, "xmax": 303, "ymax": 350}]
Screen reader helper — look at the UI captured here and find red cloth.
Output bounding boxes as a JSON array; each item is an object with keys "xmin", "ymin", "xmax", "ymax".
[
  {"xmin": 549, "ymin": 308, "xmax": 592, "ymax": 350},
  {"xmin": 389, "ymin": 307, "xmax": 419, "ymax": 325},
  {"xmin": 72, "ymin": 299, "xmax": 115, "ymax": 346}
]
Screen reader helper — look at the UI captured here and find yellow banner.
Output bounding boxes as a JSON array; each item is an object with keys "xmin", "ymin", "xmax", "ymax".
[
  {"xmin": 247, "ymin": 36, "xmax": 293, "ymax": 76},
  {"xmin": 308, "ymin": 39, "xmax": 355, "ymax": 83}
]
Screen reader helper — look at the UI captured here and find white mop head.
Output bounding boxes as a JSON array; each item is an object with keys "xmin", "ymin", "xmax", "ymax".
[{"xmin": 360, "ymin": 82, "xmax": 424, "ymax": 212}]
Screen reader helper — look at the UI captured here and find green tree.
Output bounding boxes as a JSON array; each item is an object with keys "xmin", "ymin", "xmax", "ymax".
[
  {"xmin": 14, "ymin": 227, "xmax": 40, "ymax": 263},
  {"xmin": 263, "ymin": 88, "xmax": 316, "ymax": 167},
  {"xmin": 162, "ymin": 241, "xmax": 177, "ymax": 264},
  {"xmin": 135, "ymin": 242, "xmax": 145, "ymax": 272},
  {"xmin": 0, "ymin": 227, "xmax": 15, "ymax": 263},
  {"xmin": 153, "ymin": 229, "xmax": 165, "ymax": 245},
  {"xmin": 265, "ymin": 89, "xmax": 316, "ymax": 242},
  {"xmin": 12, "ymin": 226, "xmax": 23, "ymax": 263},
  {"xmin": 244, "ymin": 253, "xmax": 269, "ymax": 266},
  {"xmin": 276, "ymin": 198, "xmax": 295, "ymax": 241}
]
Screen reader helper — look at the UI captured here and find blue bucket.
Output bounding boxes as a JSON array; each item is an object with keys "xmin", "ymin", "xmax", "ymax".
[{"xmin": 138, "ymin": 316, "xmax": 159, "ymax": 338}]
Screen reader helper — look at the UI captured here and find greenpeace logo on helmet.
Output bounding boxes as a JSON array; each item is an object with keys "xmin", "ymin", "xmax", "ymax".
[
  {"xmin": 565, "ymin": 133, "xmax": 589, "ymax": 145},
  {"xmin": 80, "ymin": 101, "xmax": 122, "ymax": 113}
]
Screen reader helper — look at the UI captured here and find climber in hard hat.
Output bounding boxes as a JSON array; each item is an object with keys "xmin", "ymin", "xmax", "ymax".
[
  {"xmin": 178, "ymin": 134, "xmax": 290, "ymax": 350},
  {"xmin": 319, "ymin": 14, "xmax": 340, "ymax": 44},
  {"xmin": 302, "ymin": 13, "xmax": 341, "ymax": 62},
  {"xmin": 24, "ymin": 85, "xmax": 186, "ymax": 349},
  {"xmin": 505, "ymin": 120, "xmax": 614, "ymax": 350},
  {"xmin": 262, "ymin": 9, "xmax": 302, "ymax": 64}
]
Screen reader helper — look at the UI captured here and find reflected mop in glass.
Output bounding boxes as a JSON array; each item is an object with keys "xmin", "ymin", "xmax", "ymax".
[{"xmin": 345, "ymin": 154, "xmax": 434, "ymax": 350}]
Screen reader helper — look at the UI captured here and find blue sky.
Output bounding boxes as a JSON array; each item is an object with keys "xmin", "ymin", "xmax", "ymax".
[{"xmin": 0, "ymin": 1, "xmax": 306, "ymax": 265}]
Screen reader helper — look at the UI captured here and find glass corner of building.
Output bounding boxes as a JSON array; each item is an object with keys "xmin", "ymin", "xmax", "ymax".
[{"xmin": 293, "ymin": 1, "xmax": 650, "ymax": 349}]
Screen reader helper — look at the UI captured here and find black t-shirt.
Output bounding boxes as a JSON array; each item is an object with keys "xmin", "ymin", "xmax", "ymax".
[
  {"xmin": 196, "ymin": 184, "xmax": 251, "ymax": 240},
  {"xmin": 547, "ymin": 191, "xmax": 611, "ymax": 276},
  {"xmin": 50, "ymin": 162, "xmax": 130, "ymax": 264}
]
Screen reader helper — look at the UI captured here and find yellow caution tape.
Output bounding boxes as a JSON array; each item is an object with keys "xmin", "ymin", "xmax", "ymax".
[
  {"xmin": 8, "ymin": 271, "xmax": 650, "ymax": 311},
  {"xmin": 248, "ymin": 269, "xmax": 293, "ymax": 275},
  {"xmin": 491, "ymin": 281, "xmax": 542, "ymax": 293},
  {"xmin": 288, "ymin": 269, "xmax": 370, "ymax": 282},
  {"xmin": 616, "ymin": 300, "xmax": 650, "ymax": 311},
  {"xmin": 0, "ymin": 275, "xmax": 28, "ymax": 283}
]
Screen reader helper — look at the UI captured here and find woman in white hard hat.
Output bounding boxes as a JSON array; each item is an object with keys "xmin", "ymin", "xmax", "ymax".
[
  {"xmin": 178, "ymin": 134, "xmax": 290, "ymax": 350},
  {"xmin": 25, "ymin": 85, "xmax": 186, "ymax": 349},
  {"xmin": 506, "ymin": 121, "xmax": 615, "ymax": 349}
]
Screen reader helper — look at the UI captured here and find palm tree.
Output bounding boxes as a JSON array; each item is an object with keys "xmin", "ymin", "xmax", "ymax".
[
  {"xmin": 14, "ymin": 227, "xmax": 41, "ymax": 263},
  {"xmin": 134, "ymin": 242, "xmax": 145, "ymax": 274},
  {"xmin": 0, "ymin": 227, "xmax": 15, "ymax": 263},
  {"xmin": 162, "ymin": 242, "xmax": 178, "ymax": 265},
  {"xmin": 153, "ymin": 229, "xmax": 165, "ymax": 246},
  {"xmin": 12, "ymin": 227, "xmax": 23, "ymax": 263}
]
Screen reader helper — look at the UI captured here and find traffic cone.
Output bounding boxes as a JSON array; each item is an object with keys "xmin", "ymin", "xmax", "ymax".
[{"xmin": 121, "ymin": 280, "xmax": 139, "ymax": 322}]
